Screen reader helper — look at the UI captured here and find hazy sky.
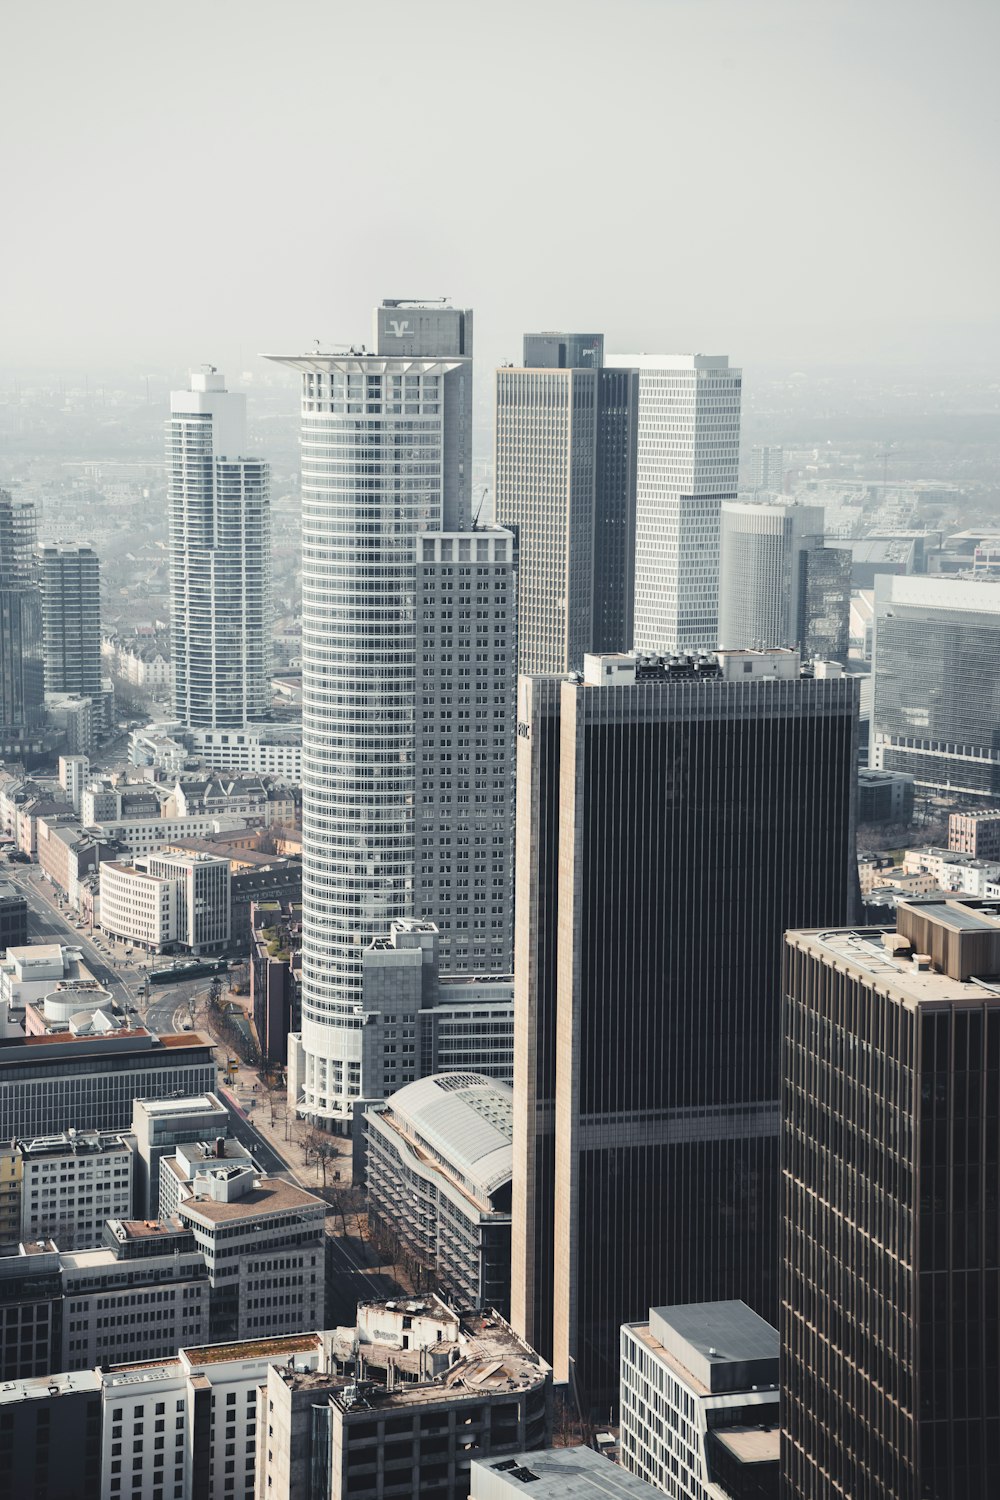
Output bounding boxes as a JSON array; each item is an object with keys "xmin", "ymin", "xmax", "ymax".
[{"xmin": 4, "ymin": 0, "xmax": 998, "ymax": 375}]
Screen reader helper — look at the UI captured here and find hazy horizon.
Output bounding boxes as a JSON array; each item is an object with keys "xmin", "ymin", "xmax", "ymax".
[{"xmin": 3, "ymin": 0, "xmax": 999, "ymax": 377}]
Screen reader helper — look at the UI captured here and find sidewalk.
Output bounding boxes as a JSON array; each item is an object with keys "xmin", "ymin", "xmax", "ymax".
[{"xmin": 190, "ymin": 990, "xmax": 356, "ymax": 1193}]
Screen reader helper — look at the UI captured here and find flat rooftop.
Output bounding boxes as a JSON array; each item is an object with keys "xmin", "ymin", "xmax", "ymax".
[
  {"xmin": 471, "ymin": 1447, "xmax": 657, "ymax": 1496},
  {"xmin": 136, "ymin": 1094, "xmax": 224, "ymax": 1116},
  {"xmin": 0, "ymin": 1369, "xmax": 103, "ymax": 1407},
  {"xmin": 652, "ymin": 1300, "xmax": 778, "ymax": 1368},
  {"xmin": 181, "ymin": 1332, "xmax": 323, "ymax": 1367},
  {"xmin": 712, "ymin": 1425, "xmax": 780, "ymax": 1465},
  {"xmin": 788, "ymin": 914, "xmax": 1000, "ymax": 1008},
  {"xmin": 179, "ymin": 1177, "xmax": 324, "ymax": 1223}
]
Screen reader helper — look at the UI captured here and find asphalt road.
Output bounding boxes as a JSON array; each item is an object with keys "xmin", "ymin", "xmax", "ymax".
[
  {"xmin": 325, "ymin": 1233, "xmax": 403, "ymax": 1324},
  {"xmin": 6, "ymin": 869, "xmax": 141, "ymax": 1013},
  {"xmin": 215, "ymin": 1087, "xmax": 292, "ymax": 1177}
]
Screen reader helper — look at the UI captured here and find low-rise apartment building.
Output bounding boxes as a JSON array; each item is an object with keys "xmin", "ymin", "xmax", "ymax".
[
  {"xmin": 175, "ymin": 1168, "xmax": 326, "ymax": 1343},
  {"xmin": 60, "ymin": 1218, "xmax": 212, "ymax": 1371},
  {"xmin": 0, "ymin": 1330, "xmax": 331, "ymax": 1500},
  {"xmin": 132, "ymin": 1093, "xmax": 231, "ymax": 1218},
  {"xmin": 0, "ymin": 1130, "xmax": 132, "ymax": 1252},
  {"xmin": 100, "ymin": 851, "xmax": 231, "ymax": 954},
  {"xmin": 620, "ymin": 1301, "xmax": 779, "ymax": 1500}
]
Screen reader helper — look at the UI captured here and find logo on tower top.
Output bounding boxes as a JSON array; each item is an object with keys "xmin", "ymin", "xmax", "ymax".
[{"xmin": 388, "ymin": 319, "xmax": 411, "ymax": 338}]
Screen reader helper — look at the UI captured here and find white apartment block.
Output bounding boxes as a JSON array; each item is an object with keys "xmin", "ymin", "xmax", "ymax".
[
  {"xmin": 58, "ymin": 753, "xmax": 90, "ymax": 813},
  {"xmin": 100, "ymin": 860, "xmax": 179, "ymax": 951},
  {"xmin": 98, "ymin": 1332, "xmax": 332, "ymax": 1500},
  {"xmin": 11, "ymin": 1130, "xmax": 132, "ymax": 1252},
  {"xmin": 902, "ymin": 845, "xmax": 1000, "ymax": 895},
  {"xmin": 620, "ymin": 1302, "xmax": 778, "ymax": 1500},
  {"xmin": 168, "ymin": 370, "xmax": 271, "ymax": 730},
  {"xmin": 132, "ymin": 1093, "xmax": 232, "ymax": 1218},
  {"xmin": 147, "ymin": 851, "xmax": 231, "ymax": 952},
  {"xmin": 191, "ymin": 725, "xmax": 302, "ymax": 781},
  {"xmin": 159, "ymin": 1137, "xmax": 257, "ymax": 1221},
  {"xmin": 606, "ymin": 354, "xmax": 741, "ymax": 654},
  {"xmin": 176, "ymin": 1169, "xmax": 326, "ymax": 1342},
  {"xmin": 100, "ymin": 851, "xmax": 230, "ymax": 955},
  {"xmin": 59, "ymin": 1220, "xmax": 212, "ymax": 1371},
  {"xmin": 92, "ymin": 812, "xmax": 249, "ymax": 858}
]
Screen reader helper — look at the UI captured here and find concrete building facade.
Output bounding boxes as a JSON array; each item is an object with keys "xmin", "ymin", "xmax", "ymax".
[
  {"xmin": 620, "ymin": 1301, "xmax": 778, "ymax": 1500},
  {"xmin": 495, "ymin": 335, "xmax": 637, "ymax": 675},
  {"xmin": 871, "ymin": 574, "xmax": 1000, "ymax": 796},
  {"xmin": 0, "ymin": 1030, "xmax": 216, "ymax": 1138},
  {"xmin": 255, "ymin": 1296, "xmax": 550, "ymax": 1500}
]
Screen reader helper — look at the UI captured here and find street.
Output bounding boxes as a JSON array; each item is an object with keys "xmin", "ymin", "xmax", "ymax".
[
  {"xmin": 5, "ymin": 865, "xmax": 141, "ymax": 1014},
  {"xmin": 1, "ymin": 862, "xmax": 410, "ymax": 1319}
]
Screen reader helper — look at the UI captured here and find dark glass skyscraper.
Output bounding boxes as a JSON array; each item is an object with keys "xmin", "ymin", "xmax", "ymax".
[
  {"xmin": 872, "ymin": 574, "xmax": 1000, "ymax": 796},
  {"xmin": 512, "ymin": 649, "xmax": 859, "ymax": 1407},
  {"xmin": 783, "ymin": 900, "xmax": 1000, "ymax": 1500}
]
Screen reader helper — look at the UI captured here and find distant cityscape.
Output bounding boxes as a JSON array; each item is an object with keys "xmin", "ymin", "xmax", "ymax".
[{"xmin": 0, "ymin": 300, "xmax": 999, "ymax": 1500}]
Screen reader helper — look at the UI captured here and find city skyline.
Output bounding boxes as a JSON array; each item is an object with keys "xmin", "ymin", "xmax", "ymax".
[{"xmin": 3, "ymin": 2, "xmax": 997, "ymax": 373}]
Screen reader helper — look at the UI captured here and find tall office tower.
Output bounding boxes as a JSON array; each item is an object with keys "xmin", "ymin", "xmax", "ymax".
[
  {"xmin": 871, "ymin": 574, "xmax": 1000, "ymax": 797},
  {"xmin": 749, "ymin": 443, "xmax": 784, "ymax": 493},
  {"xmin": 167, "ymin": 369, "xmax": 271, "ymax": 730},
  {"xmin": 512, "ymin": 649, "xmax": 858, "ymax": 1405},
  {"xmin": 605, "ymin": 353, "xmax": 741, "ymax": 654},
  {"xmin": 414, "ymin": 528, "xmax": 515, "ymax": 972},
  {"xmin": 495, "ymin": 334, "xmax": 637, "ymax": 674},
  {"xmin": 37, "ymin": 544, "xmax": 102, "ymax": 696},
  {"xmin": 0, "ymin": 491, "xmax": 44, "ymax": 747},
  {"xmin": 783, "ymin": 899, "xmax": 1000, "ymax": 1500},
  {"xmin": 267, "ymin": 302, "xmax": 514, "ymax": 1126},
  {"xmin": 718, "ymin": 499, "xmax": 851, "ymax": 659}
]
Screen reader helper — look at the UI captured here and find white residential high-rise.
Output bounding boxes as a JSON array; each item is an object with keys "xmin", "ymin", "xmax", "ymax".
[
  {"xmin": 606, "ymin": 354, "xmax": 742, "ymax": 653},
  {"xmin": 267, "ymin": 303, "xmax": 515, "ymax": 1127},
  {"xmin": 167, "ymin": 369, "xmax": 271, "ymax": 729}
]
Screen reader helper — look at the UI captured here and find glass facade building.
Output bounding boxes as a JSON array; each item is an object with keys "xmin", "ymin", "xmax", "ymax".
[
  {"xmin": 872, "ymin": 575, "xmax": 1000, "ymax": 797},
  {"xmin": 782, "ymin": 902, "xmax": 1000, "ymax": 1500},
  {"xmin": 512, "ymin": 651, "xmax": 859, "ymax": 1406},
  {"xmin": 605, "ymin": 354, "xmax": 742, "ymax": 655}
]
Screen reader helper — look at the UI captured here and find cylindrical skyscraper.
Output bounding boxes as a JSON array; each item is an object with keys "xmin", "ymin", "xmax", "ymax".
[
  {"xmin": 167, "ymin": 369, "xmax": 271, "ymax": 729},
  {"xmin": 268, "ymin": 304, "xmax": 515, "ymax": 1127}
]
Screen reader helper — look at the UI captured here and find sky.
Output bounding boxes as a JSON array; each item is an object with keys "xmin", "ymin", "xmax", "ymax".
[{"xmin": 3, "ymin": 0, "xmax": 999, "ymax": 376}]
